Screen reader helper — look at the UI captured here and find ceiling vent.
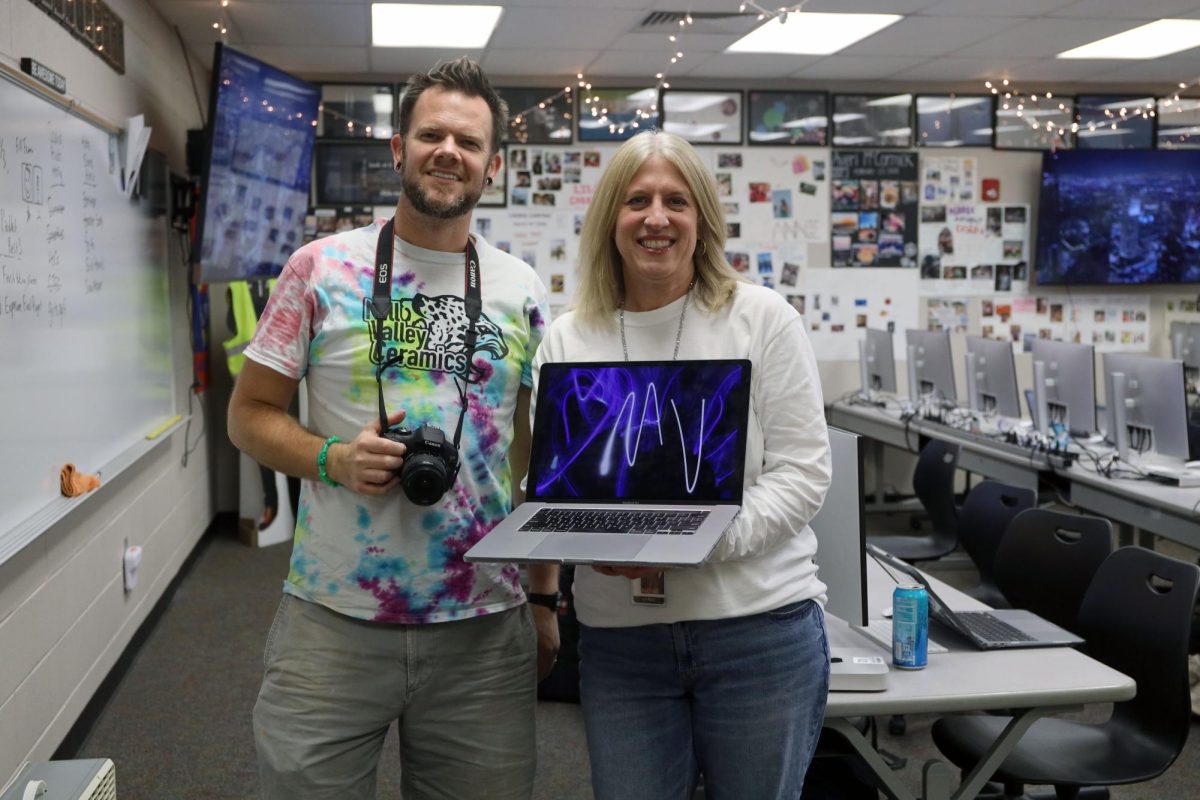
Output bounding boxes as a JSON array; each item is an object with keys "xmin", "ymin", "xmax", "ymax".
[{"xmin": 637, "ymin": 10, "xmax": 759, "ymax": 34}]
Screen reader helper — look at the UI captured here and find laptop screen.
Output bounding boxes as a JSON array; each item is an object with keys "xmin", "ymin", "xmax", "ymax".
[{"xmin": 528, "ymin": 360, "xmax": 752, "ymax": 504}]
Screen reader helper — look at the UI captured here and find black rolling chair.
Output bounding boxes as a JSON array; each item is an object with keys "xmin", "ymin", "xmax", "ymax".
[
  {"xmin": 932, "ymin": 547, "xmax": 1200, "ymax": 800},
  {"xmin": 867, "ymin": 439, "xmax": 961, "ymax": 562},
  {"xmin": 955, "ymin": 481, "xmax": 1036, "ymax": 608},
  {"xmin": 992, "ymin": 509, "xmax": 1112, "ymax": 635}
]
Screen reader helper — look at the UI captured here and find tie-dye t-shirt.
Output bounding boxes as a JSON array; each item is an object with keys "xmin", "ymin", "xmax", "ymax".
[{"xmin": 245, "ymin": 220, "xmax": 549, "ymax": 623}]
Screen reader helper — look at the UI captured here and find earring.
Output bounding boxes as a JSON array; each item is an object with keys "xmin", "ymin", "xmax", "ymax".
[
  {"xmin": 394, "ymin": 163, "xmax": 402, "ymax": 173},
  {"xmin": 485, "ymin": 176, "xmax": 493, "ymax": 186}
]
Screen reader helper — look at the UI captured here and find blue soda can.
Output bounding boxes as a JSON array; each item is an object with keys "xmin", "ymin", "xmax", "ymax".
[{"xmin": 892, "ymin": 582, "xmax": 929, "ymax": 669}]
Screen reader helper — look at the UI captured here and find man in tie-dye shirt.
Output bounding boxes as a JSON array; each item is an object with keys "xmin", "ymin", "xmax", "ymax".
[{"xmin": 228, "ymin": 58, "xmax": 558, "ymax": 800}]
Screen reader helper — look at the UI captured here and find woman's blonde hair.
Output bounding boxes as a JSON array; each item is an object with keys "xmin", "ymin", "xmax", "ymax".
[{"xmin": 572, "ymin": 131, "xmax": 744, "ymax": 329}]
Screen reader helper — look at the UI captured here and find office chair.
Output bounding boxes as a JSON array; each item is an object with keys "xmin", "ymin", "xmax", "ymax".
[
  {"xmin": 955, "ymin": 481, "xmax": 1036, "ymax": 608},
  {"xmin": 992, "ymin": 509, "xmax": 1112, "ymax": 635},
  {"xmin": 931, "ymin": 546, "xmax": 1200, "ymax": 800},
  {"xmin": 866, "ymin": 439, "xmax": 961, "ymax": 562}
]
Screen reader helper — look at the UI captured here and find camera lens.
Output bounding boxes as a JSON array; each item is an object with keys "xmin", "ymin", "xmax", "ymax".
[{"xmin": 402, "ymin": 454, "xmax": 449, "ymax": 506}]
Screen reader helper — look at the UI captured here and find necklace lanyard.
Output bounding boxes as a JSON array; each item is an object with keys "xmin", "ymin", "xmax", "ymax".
[{"xmin": 369, "ymin": 217, "xmax": 482, "ymax": 446}]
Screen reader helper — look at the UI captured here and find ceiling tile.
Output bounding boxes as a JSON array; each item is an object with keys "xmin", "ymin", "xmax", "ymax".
[
  {"xmin": 238, "ymin": 45, "xmax": 371, "ymax": 75},
  {"xmin": 920, "ymin": 0, "xmax": 1076, "ymax": 15},
  {"xmin": 1091, "ymin": 57, "xmax": 1200, "ymax": 83},
  {"xmin": 840, "ymin": 15, "xmax": 1028, "ymax": 57},
  {"xmin": 1049, "ymin": 0, "xmax": 1200, "ymax": 19},
  {"xmin": 683, "ymin": 53, "xmax": 821, "ymax": 80},
  {"xmin": 368, "ymin": 47, "xmax": 486, "ymax": 77},
  {"xmin": 585, "ymin": 49, "xmax": 692, "ymax": 79},
  {"xmin": 889, "ymin": 57, "xmax": 1039, "ymax": 83},
  {"xmin": 607, "ymin": 32, "xmax": 744, "ymax": 53},
  {"xmin": 802, "ymin": 1, "xmax": 947, "ymax": 13},
  {"xmin": 489, "ymin": 7, "xmax": 643, "ymax": 49},
  {"xmin": 791, "ymin": 55, "xmax": 931, "ymax": 80},
  {"xmin": 482, "ymin": 48, "xmax": 593, "ymax": 78},
  {"xmin": 1002, "ymin": 58, "xmax": 1133, "ymax": 82},
  {"xmin": 227, "ymin": 4, "xmax": 370, "ymax": 47}
]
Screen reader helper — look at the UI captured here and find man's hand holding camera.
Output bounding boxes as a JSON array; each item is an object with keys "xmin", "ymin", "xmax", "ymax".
[{"xmin": 325, "ymin": 410, "xmax": 409, "ymax": 495}]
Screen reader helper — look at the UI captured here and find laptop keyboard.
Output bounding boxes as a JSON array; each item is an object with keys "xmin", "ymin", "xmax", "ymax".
[
  {"xmin": 519, "ymin": 508, "xmax": 709, "ymax": 535},
  {"xmin": 956, "ymin": 611, "xmax": 1035, "ymax": 644}
]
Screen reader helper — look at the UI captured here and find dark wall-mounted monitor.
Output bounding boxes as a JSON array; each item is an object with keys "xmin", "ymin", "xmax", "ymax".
[
  {"xmin": 195, "ymin": 43, "xmax": 320, "ymax": 282},
  {"xmin": 1035, "ymin": 149, "xmax": 1200, "ymax": 286}
]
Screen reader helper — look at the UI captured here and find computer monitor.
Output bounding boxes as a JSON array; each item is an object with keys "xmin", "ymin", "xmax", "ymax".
[
  {"xmin": 1170, "ymin": 321, "xmax": 1200, "ymax": 393},
  {"xmin": 965, "ymin": 336, "xmax": 1022, "ymax": 419},
  {"xmin": 858, "ymin": 327, "xmax": 898, "ymax": 398},
  {"xmin": 905, "ymin": 329, "xmax": 957, "ymax": 405},
  {"xmin": 1031, "ymin": 339, "xmax": 1098, "ymax": 437},
  {"xmin": 810, "ymin": 427, "xmax": 867, "ymax": 626},
  {"xmin": 1102, "ymin": 353, "xmax": 1190, "ymax": 463}
]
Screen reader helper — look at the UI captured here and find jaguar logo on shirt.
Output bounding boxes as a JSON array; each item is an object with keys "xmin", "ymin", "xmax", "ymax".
[{"xmin": 365, "ymin": 292, "xmax": 508, "ymax": 380}]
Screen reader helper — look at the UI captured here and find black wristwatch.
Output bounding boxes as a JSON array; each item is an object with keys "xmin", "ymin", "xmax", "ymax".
[{"xmin": 526, "ymin": 591, "xmax": 561, "ymax": 612}]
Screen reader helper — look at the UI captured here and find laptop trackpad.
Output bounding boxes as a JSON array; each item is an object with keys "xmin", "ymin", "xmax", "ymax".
[{"xmin": 530, "ymin": 534, "xmax": 649, "ymax": 563}]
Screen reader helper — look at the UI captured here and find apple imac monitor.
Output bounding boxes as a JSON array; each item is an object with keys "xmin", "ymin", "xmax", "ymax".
[
  {"xmin": 810, "ymin": 427, "xmax": 866, "ymax": 626},
  {"xmin": 905, "ymin": 329, "xmax": 957, "ymax": 405},
  {"xmin": 965, "ymin": 336, "xmax": 1022, "ymax": 419},
  {"xmin": 859, "ymin": 327, "xmax": 898, "ymax": 399},
  {"xmin": 1170, "ymin": 321, "xmax": 1200, "ymax": 393},
  {"xmin": 1103, "ymin": 353, "xmax": 1190, "ymax": 463},
  {"xmin": 1030, "ymin": 339, "xmax": 1098, "ymax": 437}
]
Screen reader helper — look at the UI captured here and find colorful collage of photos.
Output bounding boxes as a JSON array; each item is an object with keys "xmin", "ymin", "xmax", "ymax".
[
  {"xmin": 830, "ymin": 150, "xmax": 919, "ymax": 267},
  {"xmin": 978, "ymin": 294, "xmax": 1150, "ymax": 352},
  {"xmin": 507, "ymin": 146, "xmax": 605, "ymax": 208},
  {"xmin": 918, "ymin": 203, "xmax": 1030, "ymax": 295}
]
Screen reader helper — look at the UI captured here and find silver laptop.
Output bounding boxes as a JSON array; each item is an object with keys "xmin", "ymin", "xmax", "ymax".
[
  {"xmin": 465, "ymin": 360, "xmax": 752, "ymax": 566},
  {"xmin": 866, "ymin": 544, "xmax": 1084, "ymax": 650}
]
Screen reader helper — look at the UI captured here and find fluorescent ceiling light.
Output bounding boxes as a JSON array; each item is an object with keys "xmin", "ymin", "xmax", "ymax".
[
  {"xmin": 372, "ymin": 3, "xmax": 502, "ymax": 48},
  {"xmin": 1057, "ymin": 19, "xmax": 1200, "ymax": 59},
  {"xmin": 727, "ymin": 11, "xmax": 902, "ymax": 55}
]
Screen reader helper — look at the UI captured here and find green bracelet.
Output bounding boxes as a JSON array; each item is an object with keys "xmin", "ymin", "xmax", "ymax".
[{"xmin": 317, "ymin": 436, "xmax": 341, "ymax": 487}]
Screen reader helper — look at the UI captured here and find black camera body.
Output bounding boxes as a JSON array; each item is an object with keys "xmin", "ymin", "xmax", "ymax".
[{"xmin": 382, "ymin": 424, "xmax": 460, "ymax": 506}]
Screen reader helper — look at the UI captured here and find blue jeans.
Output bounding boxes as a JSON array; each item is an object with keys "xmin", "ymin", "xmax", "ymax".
[{"xmin": 579, "ymin": 600, "xmax": 830, "ymax": 800}]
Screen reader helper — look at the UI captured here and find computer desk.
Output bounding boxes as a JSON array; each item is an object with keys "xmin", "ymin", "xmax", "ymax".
[
  {"xmin": 823, "ymin": 560, "xmax": 1135, "ymax": 800},
  {"xmin": 826, "ymin": 398, "xmax": 1200, "ymax": 550}
]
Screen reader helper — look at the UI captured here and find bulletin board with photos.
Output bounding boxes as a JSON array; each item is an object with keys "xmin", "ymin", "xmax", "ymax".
[
  {"xmin": 702, "ymin": 147, "xmax": 829, "ymax": 294},
  {"xmin": 830, "ymin": 150, "xmax": 919, "ymax": 268},
  {"xmin": 918, "ymin": 203, "xmax": 1031, "ymax": 297}
]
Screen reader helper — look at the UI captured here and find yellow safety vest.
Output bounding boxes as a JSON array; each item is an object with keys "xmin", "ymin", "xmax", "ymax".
[{"xmin": 222, "ymin": 279, "xmax": 276, "ymax": 377}]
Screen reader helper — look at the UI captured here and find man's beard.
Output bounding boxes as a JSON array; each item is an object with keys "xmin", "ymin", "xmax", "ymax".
[{"xmin": 400, "ymin": 163, "xmax": 483, "ymax": 220}]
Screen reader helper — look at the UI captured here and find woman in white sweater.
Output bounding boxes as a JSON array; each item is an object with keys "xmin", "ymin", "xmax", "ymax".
[{"xmin": 533, "ymin": 130, "xmax": 832, "ymax": 799}]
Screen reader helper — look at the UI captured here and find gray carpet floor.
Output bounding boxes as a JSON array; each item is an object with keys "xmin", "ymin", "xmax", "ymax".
[{"xmin": 71, "ymin": 515, "xmax": 1200, "ymax": 799}]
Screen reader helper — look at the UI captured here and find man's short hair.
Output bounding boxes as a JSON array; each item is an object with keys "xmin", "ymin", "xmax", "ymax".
[{"xmin": 399, "ymin": 57, "xmax": 508, "ymax": 156}]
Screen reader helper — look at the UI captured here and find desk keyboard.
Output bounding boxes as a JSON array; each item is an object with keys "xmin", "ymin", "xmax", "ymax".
[{"xmin": 855, "ymin": 620, "xmax": 948, "ymax": 654}]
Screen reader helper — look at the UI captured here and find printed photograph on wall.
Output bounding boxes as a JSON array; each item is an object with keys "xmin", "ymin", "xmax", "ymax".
[
  {"xmin": 832, "ymin": 94, "xmax": 913, "ymax": 148},
  {"xmin": 747, "ymin": 90, "xmax": 828, "ymax": 145},
  {"xmin": 994, "ymin": 95, "xmax": 1074, "ymax": 150},
  {"xmin": 1075, "ymin": 94, "xmax": 1154, "ymax": 150},
  {"xmin": 662, "ymin": 89, "xmax": 743, "ymax": 144},
  {"xmin": 496, "ymin": 87, "xmax": 573, "ymax": 144},
  {"xmin": 830, "ymin": 150, "xmax": 918, "ymax": 267},
  {"xmin": 916, "ymin": 95, "xmax": 994, "ymax": 147},
  {"xmin": 577, "ymin": 88, "xmax": 660, "ymax": 142}
]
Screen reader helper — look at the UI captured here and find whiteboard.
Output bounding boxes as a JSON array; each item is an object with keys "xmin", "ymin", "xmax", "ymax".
[{"xmin": 0, "ymin": 75, "xmax": 174, "ymax": 550}]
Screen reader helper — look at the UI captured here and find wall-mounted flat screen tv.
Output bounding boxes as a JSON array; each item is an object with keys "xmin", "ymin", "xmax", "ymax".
[
  {"xmin": 195, "ymin": 43, "xmax": 320, "ymax": 282},
  {"xmin": 1035, "ymin": 150, "xmax": 1200, "ymax": 285}
]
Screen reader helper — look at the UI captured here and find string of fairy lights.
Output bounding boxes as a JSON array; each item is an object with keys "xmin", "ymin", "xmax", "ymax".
[
  {"xmin": 983, "ymin": 75, "xmax": 1200, "ymax": 146},
  {"xmin": 209, "ymin": 0, "xmax": 1200, "ymax": 147}
]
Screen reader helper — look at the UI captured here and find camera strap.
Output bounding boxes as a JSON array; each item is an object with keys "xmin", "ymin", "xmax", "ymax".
[{"xmin": 370, "ymin": 217, "xmax": 482, "ymax": 455}]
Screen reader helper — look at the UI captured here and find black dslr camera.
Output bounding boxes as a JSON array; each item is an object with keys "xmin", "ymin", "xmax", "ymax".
[{"xmin": 382, "ymin": 424, "xmax": 460, "ymax": 506}]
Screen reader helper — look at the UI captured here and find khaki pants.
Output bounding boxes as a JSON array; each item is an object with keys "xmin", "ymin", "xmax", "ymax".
[{"xmin": 254, "ymin": 594, "xmax": 537, "ymax": 799}]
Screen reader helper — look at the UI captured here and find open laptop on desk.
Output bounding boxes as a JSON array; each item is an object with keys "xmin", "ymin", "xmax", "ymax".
[
  {"xmin": 866, "ymin": 543, "xmax": 1083, "ymax": 650},
  {"xmin": 465, "ymin": 360, "xmax": 752, "ymax": 566}
]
